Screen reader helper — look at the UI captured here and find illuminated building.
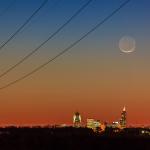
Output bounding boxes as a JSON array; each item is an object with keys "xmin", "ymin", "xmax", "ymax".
[
  {"xmin": 120, "ymin": 106, "xmax": 127, "ymax": 128},
  {"xmin": 141, "ymin": 130, "xmax": 150, "ymax": 136},
  {"xmin": 73, "ymin": 112, "xmax": 81, "ymax": 127},
  {"xmin": 112, "ymin": 121, "xmax": 121, "ymax": 128},
  {"xmin": 87, "ymin": 119, "xmax": 101, "ymax": 132},
  {"xmin": 100, "ymin": 123, "xmax": 106, "ymax": 131},
  {"xmin": 106, "ymin": 121, "xmax": 120, "ymax": 129}
]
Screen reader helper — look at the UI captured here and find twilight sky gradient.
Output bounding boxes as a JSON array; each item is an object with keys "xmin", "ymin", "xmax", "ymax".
[{"xmin": 0, "ymin": 0, "xmax": 149, "ymax": 126}]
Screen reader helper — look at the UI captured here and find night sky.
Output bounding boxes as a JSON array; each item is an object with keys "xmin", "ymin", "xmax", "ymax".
[{"xmin": 0, "ymin": 0, "xmax": 149, "ymax": 126}]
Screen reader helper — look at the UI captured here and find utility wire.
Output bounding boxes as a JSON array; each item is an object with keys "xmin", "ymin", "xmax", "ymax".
[
  {"xmin": 0, "ymin": 0, "xmax": 131, "ymax": 90},
  {"xmin": 0, "ymin": 0, "xmax": 93, "ymax": 78},
  {"xmin": 0, "ymin": 0, "xmax": 48, "ymax": 51},
  {"xmin": 0, "ymin": 0, "xmax": 16, "ymax": 17},
  {"xmin": 19, "ymin": 0, "xmax": 62, "ymax": 34}
]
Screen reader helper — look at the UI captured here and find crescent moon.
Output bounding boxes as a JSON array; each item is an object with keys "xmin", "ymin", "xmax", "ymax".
[{"xmin": 119, "ymin": 36, "xmax": 136, "ymax": 53}]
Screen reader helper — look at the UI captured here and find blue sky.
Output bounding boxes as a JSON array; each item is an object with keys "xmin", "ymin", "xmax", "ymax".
[{"xmin": 0, "ymin": 0, "xmax": 149, "ymax": 57}]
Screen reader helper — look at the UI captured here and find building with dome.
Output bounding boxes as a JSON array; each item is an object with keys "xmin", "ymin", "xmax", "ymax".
[{"xmin": 73, "ymin": 112, "xmax": 82, "ymax": 127}]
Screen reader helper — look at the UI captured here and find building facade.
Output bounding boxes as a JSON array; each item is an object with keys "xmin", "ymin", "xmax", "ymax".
[
  {"xmin": 87, "ymin": 119, "xmax": 101, "ymax": 132},
  {"xmin": 120, "ymin": 106, "xmax": 127, "ymax": 128},
  {"xmin": 73, "ymin": 112, "xmax": 82, "ymax": 127}
]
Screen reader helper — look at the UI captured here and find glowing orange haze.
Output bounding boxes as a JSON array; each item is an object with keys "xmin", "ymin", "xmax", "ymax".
[{"xmin": 0, "ymin": 50, "xmax": 150, "ymax": 126}]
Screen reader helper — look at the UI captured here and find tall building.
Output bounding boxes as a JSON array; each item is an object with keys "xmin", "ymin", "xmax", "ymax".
[
  {"xmin": 73, "ymin": 112, "xmax": 82, "ymax": 127},
  {"xmin": 120, "ymin": 106, "xmax": 127, "ymax": 128}
]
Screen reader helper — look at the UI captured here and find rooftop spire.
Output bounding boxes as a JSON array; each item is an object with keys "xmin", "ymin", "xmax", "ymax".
[{"xmin": 123, "ymin": 106, "xmax": 126, "ymax": 111}]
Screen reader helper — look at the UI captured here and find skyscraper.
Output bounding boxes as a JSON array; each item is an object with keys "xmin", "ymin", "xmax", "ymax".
[
  {"xmin": 73, "ymin": 112, "xmax": 82, "ymax": 127},
  {"xmin": 120, "ymin": 106, "xmax": 127, "ymax": 128}
]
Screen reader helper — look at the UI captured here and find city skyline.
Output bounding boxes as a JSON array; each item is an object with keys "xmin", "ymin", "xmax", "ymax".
[
  {"xmin": 0, "ymin": 105, "xmax": 148, "ymax": 127},
  {"xmin": 0, "ymin": 0, "xmax": 149, "ymax": 126}
]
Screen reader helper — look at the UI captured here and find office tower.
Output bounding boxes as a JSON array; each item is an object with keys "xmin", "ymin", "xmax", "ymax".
[
  {"xmin": 73, "ymin": 112, "xmax": 81, "ymax": 127},
  {"xmin": 120, "ymin": 106, "xmax": 127, "ymax": 128},
  {"xmin": 87, "ymin": 119, "xmax": 101, "ymax": 132}
]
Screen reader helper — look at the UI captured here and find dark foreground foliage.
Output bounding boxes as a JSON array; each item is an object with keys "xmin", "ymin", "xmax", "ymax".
[{"xmin": 0, "ymin": 127, "xmax": 149, "ymax": 150}]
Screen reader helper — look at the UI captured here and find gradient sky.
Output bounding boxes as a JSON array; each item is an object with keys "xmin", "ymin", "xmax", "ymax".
[{"xmin": 0, "ymin": 0, "xmax": 149, "ymax": 126}]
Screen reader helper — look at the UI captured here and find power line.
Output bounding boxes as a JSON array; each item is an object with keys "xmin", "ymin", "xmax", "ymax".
[
  {"xmin": 0, "ymin": 0, "xmax": 131, "ymax": 90},
  {"xmin": 0, "ymin": 0, "xmax": 93, "ymax": 78},
  {"xmin": 0, "ymin": 0, "xmax": 48, "ymax": 51},
  {"xmin": 0, "ymin": 0, "xmax": 16, "ymax": 17},
  {"xmin": 19, "ymin": 0, "xmax": 62, "ymax": 34}
]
